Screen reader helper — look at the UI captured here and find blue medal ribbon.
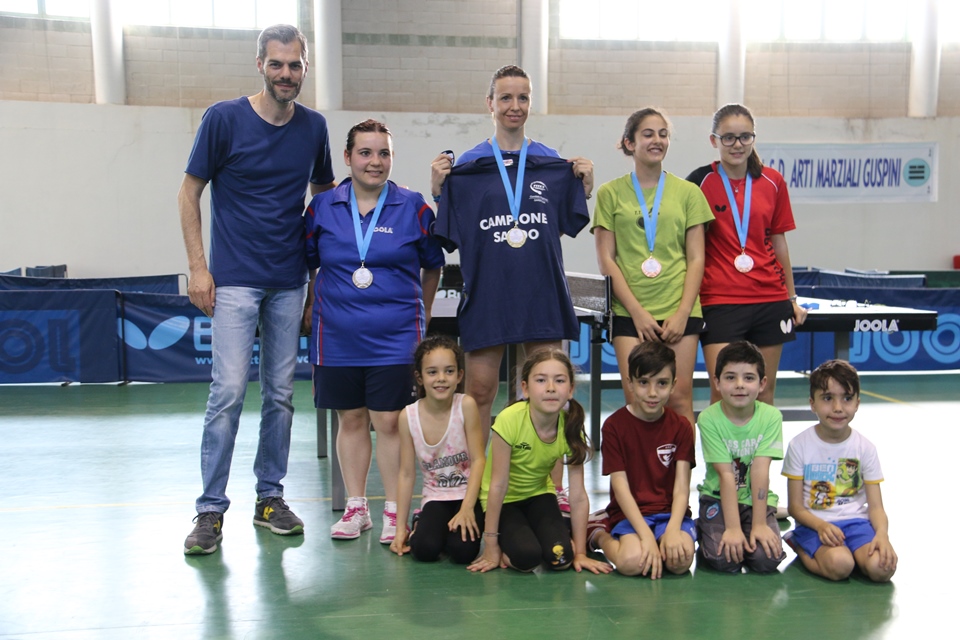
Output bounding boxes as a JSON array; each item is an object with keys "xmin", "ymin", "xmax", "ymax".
[
  {"xmin": 717, "ymin": 164, "xmax": 752, "ymax": 252},
  {"xmin": 630, "ymin": 171, "xmax": 666, "ymax": 256},
  {"xmin": 490, "ymin": 136, "xmax": 529, "ymax": 227},
  {"xmin": 350, "ymin": 181, "xmax": 389, "ymax": 266}
]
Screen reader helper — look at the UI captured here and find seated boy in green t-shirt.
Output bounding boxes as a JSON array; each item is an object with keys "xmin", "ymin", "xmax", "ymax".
[{"xmin": 696, "ymin": 340, "xmax": 785, "ymax": 573}]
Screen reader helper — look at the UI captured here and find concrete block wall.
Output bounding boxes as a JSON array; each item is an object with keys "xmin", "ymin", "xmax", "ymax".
[
  {"xmin": 0, "ymin": 2, "xmax": 950, "ymax": 119},
  {"xmin": 0, "ymin": 16, "xmax": 94, "ymax": 103},
  {"xmin": 745, "ymin": 43, "xmax": 910, "ymax": 117},
  {"xmin": 342, "ymin": 0, "xmax": 517, "ymax": 113},
  {"xmin": 123, "ymin": 25, "xmax": 318, "ymax": 109},
  {"xmin": 548, "ymin": 41, "xmax": 717, "ymax": 116},
  {"xmin": 938, "ymin": 44, "xmax": 960, "ymax": 117}
]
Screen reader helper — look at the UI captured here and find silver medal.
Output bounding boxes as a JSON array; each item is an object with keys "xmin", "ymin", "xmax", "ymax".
[
  {"xmin": 506, "ymin": 225, "xmax": 527, "ymax": 248},
  {"xmin": 734, "ymin": 252, "xmax": 754, "ymax": 273},
  {"xmin": 352, "ymin": 266, "xmax": 373, "ymax": 288}
]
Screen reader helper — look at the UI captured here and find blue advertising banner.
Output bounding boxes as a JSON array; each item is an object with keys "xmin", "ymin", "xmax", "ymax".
[
  {"xmin": 570, "ymin": 286, "xmax": 956, "ymax": 374},
  {"xmin": 2, "ymin": 286, "xmax": 951, "ymax": 385},
  {"xmin": 121, "ymin": 293, "xmax": 313, "ymax": 383},
  {"xmin": 0, "ymin": 290, "xmax": 121, "ymax": 383}
]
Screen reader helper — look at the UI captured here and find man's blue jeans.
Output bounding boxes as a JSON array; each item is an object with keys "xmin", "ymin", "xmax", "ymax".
[{"xmin": 195, "ymin": 285, "xmax": 307, "ymax": 514}]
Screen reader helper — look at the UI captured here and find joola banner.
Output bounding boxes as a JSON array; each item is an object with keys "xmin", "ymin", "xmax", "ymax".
[{"xmin": 760, "ymin": 142, "xmax": 937, "ymax": 203}]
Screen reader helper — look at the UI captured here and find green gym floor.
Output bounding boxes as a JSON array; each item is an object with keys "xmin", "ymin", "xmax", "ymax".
[{"xmin": 0, "ymin": 373, "xmax": 954, "ymax": 639}]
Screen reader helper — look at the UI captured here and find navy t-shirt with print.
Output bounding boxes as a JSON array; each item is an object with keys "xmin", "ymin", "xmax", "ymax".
[{"xmin": 435, "ymin": 154, "xmax": 589, "ymax": 351}]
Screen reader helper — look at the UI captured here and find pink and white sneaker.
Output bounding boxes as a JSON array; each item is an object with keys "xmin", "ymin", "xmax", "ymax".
[
  {"xmin": 330, "ymin": 497, "xmax": 372, "ymax": 540},
  {"xmin": 379, "ymin": 503, "xmax": 399, "ymax": 544}
]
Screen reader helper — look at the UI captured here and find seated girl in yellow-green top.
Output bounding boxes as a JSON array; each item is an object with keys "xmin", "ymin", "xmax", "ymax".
[{"xmin": 467, "ymin": 349, "xmax": 611, "ymax": 575}]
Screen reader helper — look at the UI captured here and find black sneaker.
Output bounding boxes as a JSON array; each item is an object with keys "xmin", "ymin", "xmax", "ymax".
[
  {"xmin": 184, "ymin": 512, "xmax": 224, "ymax": 555},
  {"xmin": 253, "ymin": 497, "xmax": 304, "ymax": 535}
]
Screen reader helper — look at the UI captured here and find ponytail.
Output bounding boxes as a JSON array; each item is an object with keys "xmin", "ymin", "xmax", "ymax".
[
  {"xmin": 747, "ymin": 148, "xmax": 764, "ymax": 180},
  {"xmin": 563, "ymin": 398, "xmax": 592, "ymax": 466}
]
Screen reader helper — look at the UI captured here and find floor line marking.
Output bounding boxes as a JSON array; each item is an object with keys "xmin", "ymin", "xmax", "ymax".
[{"xmin": 860, "ymin": 389, "xmax": 910, "ymax": 404}]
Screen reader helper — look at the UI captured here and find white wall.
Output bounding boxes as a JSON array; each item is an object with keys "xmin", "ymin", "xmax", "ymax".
[{"xmin": 1, "ymin": 100, "xmax": 957, "ymax": 280}]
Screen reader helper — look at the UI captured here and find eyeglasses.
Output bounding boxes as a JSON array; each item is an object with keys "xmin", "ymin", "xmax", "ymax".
[{"xmin": 712, "ymin": 132, "xmax": 756, "ymax": 147}]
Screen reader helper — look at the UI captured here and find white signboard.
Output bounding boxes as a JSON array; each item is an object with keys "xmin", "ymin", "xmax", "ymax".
[{"xmin": 760, "ymin": 142, "xmax": 937, "ymax": 203}]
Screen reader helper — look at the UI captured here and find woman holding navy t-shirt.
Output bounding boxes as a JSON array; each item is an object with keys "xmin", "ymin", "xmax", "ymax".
[
  {"xmin": 429, "ymin": 66, "xmax": 593, "ymax": 514},
  {"xmin": 304, "ymin": 119, "xmax": 443, "ymax": 544},
  {"xmin": 429, "ymin": 65, "xmax": 593, "ymax": 441}
]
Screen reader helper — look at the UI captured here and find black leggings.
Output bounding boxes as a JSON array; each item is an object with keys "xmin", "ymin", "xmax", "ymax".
[
  {"xmin": 497, "ymin": 493, "xmax": 573, "ymax": 572},
  {"xmin": 408, "ymin": 499, "xmax": 483, "ymax": 564}
]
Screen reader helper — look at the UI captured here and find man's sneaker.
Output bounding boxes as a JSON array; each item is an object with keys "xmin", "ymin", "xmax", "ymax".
[
  {"xmin": 586, "ymin": 509, "xmax": 609, "ymax": 552},
  {"xmin": 184, "ymin": 512, "xmax": 224, "ymax": 555},
  {"xmin": 331, "ymin": 498, "xmax": 372, "ymax": 540},
  {"xmin": 556, "ymin": 486, "xmax": 571, "ymax": 515},
  {"xmin": 253, "ymin": 497, "xmax": 304, "ymax": 535},
  {"xmin": 379, "ymin": 505, "xmax": 399, "ymax": 544}
]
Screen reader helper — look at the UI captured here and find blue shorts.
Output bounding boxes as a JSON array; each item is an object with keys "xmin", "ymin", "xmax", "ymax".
[
  {"xmin": 312, "ymin": 364, "xmax": 416, "ymax": 411},
  {"xmin": 611, "ymin": 513, "xmax": 698, "ymax": 542},
  {"xmin": 789, "ymin": 518, "xmax": 875, "ymax": 558}
]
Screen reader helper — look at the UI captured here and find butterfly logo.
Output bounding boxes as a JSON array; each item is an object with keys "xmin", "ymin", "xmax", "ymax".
[{"xmin": 714, "ymin": 205, "xmax": 727, "ymax": 212}]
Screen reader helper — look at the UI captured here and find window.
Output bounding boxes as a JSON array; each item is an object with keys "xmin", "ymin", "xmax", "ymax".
[
  {"xmin": 741, "ymin": 0, "xmax": 908, "ymax": 42},
  {"xmin": 0, "ymin": 0, "xmax": 88, "ymax": 18},
  {"xmin": 559, "ymin": 0, "xmax": 911, "ymax": 43},
  {"xmin": 558, "ymin": 0, "xmax": 721, "ymax": 41},
  {"xmin": 119, "ymin": 0, "xmax": 297, "ymax": 29},
  {"xmin": 1, "ymin": 0, "xmax": 296, "ymax": 27},
  {"xmin": 941, "ymin": 0, "xmax": 960, "ymax": 43}
]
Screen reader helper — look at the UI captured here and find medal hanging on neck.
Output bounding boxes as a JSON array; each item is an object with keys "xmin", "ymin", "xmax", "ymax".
[
  {"xmin": 718, "ymin": 165, "xmax": 754, "ymax": 273},
  {"xmin": 350, "ymin": 182, "xmax": 389, "ymax": 289},
  {"xmin": 631, "ymin": 171, "xmax": 666, "ymax": 278},
  {"xmin": 491, "ymin": 136, "xmax": 529, "ymax": 248}
]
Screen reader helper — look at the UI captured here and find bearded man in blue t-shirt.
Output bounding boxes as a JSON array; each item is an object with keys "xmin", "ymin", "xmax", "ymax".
[{"xmin": 178, "ymin": 24, "xmax": 336, "ymax": 555}]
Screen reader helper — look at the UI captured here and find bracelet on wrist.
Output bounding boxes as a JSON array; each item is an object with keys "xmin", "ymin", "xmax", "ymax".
[
  {"xmin": 483, "ymin": 531, "xmax": 499, "ymax": 537},
  {"xmin": 432, "ymin": 193, "xmax": 441, "ymax": 203},
  {"xmin": 788, "ymin": 295, "xmax": 799, "ymax": 302}
]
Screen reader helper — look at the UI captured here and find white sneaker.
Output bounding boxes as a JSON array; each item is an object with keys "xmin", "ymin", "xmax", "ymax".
[
  {"xmin": 330, "ymin": 498, "xmax": 372, "ymax": 540},
  {"xmin": 379, "ymin": 504, "xmax": 398, "ymax": 544}
]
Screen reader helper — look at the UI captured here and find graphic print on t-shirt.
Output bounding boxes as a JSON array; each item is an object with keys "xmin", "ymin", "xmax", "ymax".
[
  {"xmin": 835, "ymin": 458, "xmax": 862, "ymax": 497},
  {"xmin": 732, "ymin": 458, "xmax": 748, "ymax": 489},
  {"xmin": 802, "ymin": 457, "xmax": 862, "ymax": 510},
  {"xmin": 436, "ymin": 469, "xmax": 466, "ymax": 488},
  {"xmin": 656, "ymin": 443, "xmax": 677, "ymax": 468}
]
